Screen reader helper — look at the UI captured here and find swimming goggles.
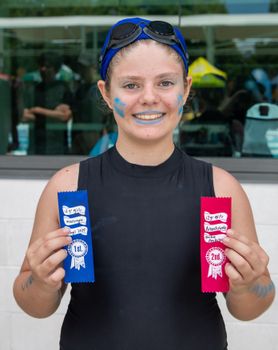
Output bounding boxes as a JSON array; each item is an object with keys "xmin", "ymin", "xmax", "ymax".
[{"xmin": 99, "ymin": 20, "xmax": 189, "ymax": 67}]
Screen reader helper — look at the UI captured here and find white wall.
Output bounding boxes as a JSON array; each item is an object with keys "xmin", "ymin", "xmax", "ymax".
[{"xmin": 0, "ymin": 179, "xmax": 277, "ymax": 349}]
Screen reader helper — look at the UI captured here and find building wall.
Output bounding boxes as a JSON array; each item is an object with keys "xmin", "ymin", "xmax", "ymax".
[{"xmin": 0, "ymin": 178, "xmax": 277, "ymax": 349}]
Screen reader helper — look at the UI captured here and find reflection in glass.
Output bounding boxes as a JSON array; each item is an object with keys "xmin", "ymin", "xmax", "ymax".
[{"xmin": 0, "ymin": 1, "xmax": 277, "ymax": 158}]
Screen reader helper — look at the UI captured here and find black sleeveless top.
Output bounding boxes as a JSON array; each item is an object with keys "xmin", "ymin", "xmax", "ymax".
[{"xmin": 60, "ymin": 146, "xmax": 228, "ymax": 350}]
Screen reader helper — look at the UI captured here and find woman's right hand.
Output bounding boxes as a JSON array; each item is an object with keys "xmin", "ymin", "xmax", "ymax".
[{"xmin": 26, "ymin": 227, "xmax": 72, "ymax": 295}]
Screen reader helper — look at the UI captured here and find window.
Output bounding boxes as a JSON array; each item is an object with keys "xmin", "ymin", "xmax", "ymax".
[{"xmin": 0, "ymin": 1, "xmax": 277, "ymax": 167}]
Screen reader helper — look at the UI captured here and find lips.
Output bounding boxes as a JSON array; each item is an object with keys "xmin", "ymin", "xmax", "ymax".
[{"xmin": 132, "ymin": 111, "xmax": 165, "ymax": 121}]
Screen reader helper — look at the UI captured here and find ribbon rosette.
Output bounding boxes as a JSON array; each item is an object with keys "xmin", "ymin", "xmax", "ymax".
[
  {"xmin": 68, "ymin": 239, "xmax": 88, "ymax": 270},
  {"xmin": 206, "ymin": 247, "xmax": 226, "ymax": 279}
]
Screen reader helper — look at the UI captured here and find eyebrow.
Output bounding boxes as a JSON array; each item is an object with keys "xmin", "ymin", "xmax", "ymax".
[
  {"xmin": 117, "ymin": 76, "xmax": 141, "ymax": 82},
  {"xmin": 156, "ymin": 72, "xmax": 179, "ymax": 79},
  {"xmin": 118, "ymin": 72, "xmax": 179, "ymax": 81}
]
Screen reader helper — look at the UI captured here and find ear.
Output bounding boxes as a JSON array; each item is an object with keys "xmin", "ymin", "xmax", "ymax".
[
  {"xmin": 183, "ymin": 76, "xmax": 192, "ymax": 104},
  {"xmin": 97, "ymin": 80, "xmax": 113, "ymax": 109}
]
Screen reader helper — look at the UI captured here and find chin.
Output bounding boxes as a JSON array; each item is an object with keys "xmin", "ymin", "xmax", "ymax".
[{"xmin": 132, "ymin": 130, "xmax": 172, "ymax": 144}]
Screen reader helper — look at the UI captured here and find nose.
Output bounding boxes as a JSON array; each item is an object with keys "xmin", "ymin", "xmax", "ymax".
[{"xmin": 139, "ymin": 83, "xmax": 160, "ymax": 105}]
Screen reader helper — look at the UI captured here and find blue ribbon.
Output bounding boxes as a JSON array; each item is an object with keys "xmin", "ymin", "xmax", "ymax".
[{"xmin": 58, "ymin": 191, "xmax": 95, "ymax": 283}]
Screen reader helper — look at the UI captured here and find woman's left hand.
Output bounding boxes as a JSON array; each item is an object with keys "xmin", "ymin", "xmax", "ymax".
[{"xmin": 223, "ymin": 229, "xmax": 269, "ymax": 294}]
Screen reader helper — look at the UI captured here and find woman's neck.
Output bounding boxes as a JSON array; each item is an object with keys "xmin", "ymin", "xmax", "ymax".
[{"xmin": 115, "ymin": 136, "xmax": 175, "ymax": 166}]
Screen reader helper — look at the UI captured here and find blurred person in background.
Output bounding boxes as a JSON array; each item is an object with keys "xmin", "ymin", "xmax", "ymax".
[
  {"xmin": 71, "ymin": 52, "xmax": 108, "ymax": 154},
  {"xmin": 23, "ymin": 52, "xmax": 73, "ymax": 154}
]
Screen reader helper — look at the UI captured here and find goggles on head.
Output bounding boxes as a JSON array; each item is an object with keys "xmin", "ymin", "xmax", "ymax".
[{"xmin": 99, "ymin": 20, "xmax": 189, "ymax": 80}]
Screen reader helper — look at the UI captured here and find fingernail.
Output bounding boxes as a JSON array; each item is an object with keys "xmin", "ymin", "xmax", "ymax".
[
  {"xmin": 223, "ymin": 236, "xmax": 229, "ymax": 243},
  {"xmin": 227, "ymin": 229, "xmax": 233, "ymax": 235},
  {"xmin": 63, "ymin": 227, "xmax": 70, "ymax": 233}
]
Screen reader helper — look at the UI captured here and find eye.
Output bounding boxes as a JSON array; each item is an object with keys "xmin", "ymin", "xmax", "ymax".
[
  {"xmin": 123, "ymin": 83, "xmax": 139, "ymax": 89},
  {"xmin": 159, "ymin": 80, "xmax": 174, "ymax": 87}
]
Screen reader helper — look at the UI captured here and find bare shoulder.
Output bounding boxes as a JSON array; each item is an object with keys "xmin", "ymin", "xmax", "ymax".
[
  {"xmin": 28, "ymin": 163, "xmax": 80, "ymax": 245},
  {"xmin": 48, "ymin": 162, "xmax": 79, "ymax": 192},
  {"xmin": 213, "ymin": 166, "xmax": 257, "ymax": 241},
  {"xmin": 212, "ymin": 166, "xmax": 242, "ymax": 197},
  {"xmin": 212, "ymin": 165, "xmax": 250, "ymax": 211},
  {"xmin": 37, "ymin": 162, "xmax": 80, "ymax": 219}
]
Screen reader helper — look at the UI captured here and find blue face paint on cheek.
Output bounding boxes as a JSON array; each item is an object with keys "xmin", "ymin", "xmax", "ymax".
[
  {"xmin": 113, "ymin": 97, "xmax": 126, "ymax": 118},
  {"xmin": 177, "ymin": 94, "xmax": 184, "ymax": 116}
]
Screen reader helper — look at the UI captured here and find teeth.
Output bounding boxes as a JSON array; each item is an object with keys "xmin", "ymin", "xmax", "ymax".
[{"xmin": 134, "ymin": 114, "xmax": 163, "ymax": 120}]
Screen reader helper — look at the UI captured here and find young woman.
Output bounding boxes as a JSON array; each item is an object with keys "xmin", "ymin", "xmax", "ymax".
[{"xmin": 13, "ymin": 18, "xmax": 275, "ymax": 350}]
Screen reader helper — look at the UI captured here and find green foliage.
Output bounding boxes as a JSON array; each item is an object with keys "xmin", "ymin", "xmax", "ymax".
[{"xmin": 3, "ymin": 2, "xmax": 228, "ymax": 17}]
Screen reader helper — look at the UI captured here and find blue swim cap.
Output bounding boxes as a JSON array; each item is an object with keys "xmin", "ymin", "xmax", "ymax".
[{"xmin": 100, "ymin": 17, "xmax": 189, "ymax": 80}]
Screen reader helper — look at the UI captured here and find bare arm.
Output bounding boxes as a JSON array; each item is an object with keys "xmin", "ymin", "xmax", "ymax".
[
  {"xmin": 23, "ymin": 104, "xmax": 72, "ymax": 122},
  {"xmin": 213, "ymin": 166, "xmax": 275, "ymax": 320},
  {"xmin": 13, "ymin": 163, "xmax": 79, "ymax": 318}
]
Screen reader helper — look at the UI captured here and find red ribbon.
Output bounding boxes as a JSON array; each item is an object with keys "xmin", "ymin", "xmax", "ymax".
[{"xmin": 200, "ymin": 197, "xmax": 231, "ymax": 292}]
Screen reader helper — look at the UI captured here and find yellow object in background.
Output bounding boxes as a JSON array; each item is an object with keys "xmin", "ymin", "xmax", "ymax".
[{"xmin": 188, "ymin": 57, "xmax": 227, "ymax": 88}]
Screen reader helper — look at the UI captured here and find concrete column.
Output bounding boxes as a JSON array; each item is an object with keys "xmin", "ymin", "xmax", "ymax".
[
  {"xmin": 80, "ymin": 25, "xmax": 86, "ymax": 52},
  {"xmin": 204, "ymin": 26, "xmax": 215, "ymax": 65}
]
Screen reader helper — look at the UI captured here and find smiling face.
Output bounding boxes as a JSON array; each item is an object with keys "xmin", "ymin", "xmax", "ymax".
[{"xmin": 98, "ymin": 40, "xmax": 192, "ymax": 147}]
